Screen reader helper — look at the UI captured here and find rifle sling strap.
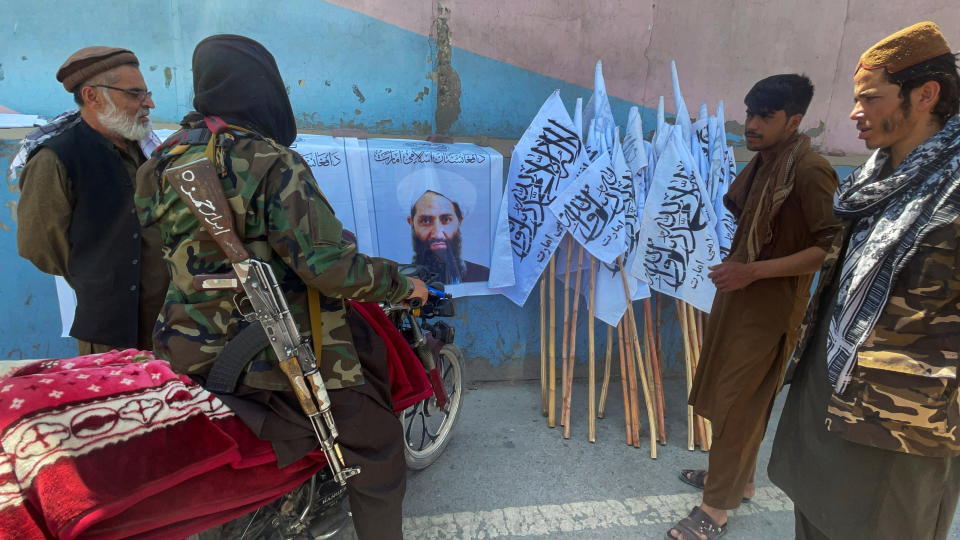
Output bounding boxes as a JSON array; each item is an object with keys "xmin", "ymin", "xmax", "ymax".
[{"xmin": 308, "ymin": 287, "xmax": 324, "ymax": 365}]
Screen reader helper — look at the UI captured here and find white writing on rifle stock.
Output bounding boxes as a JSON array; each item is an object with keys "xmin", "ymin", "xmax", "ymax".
[{"xmin": 176, "ymin": 168, "xmax": 232, "ymax": 236}]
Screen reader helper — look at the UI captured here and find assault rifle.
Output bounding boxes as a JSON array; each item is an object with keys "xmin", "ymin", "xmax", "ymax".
[{"xmin": 163, "ymin": 156, "xmax": 360, "ymax": 485}]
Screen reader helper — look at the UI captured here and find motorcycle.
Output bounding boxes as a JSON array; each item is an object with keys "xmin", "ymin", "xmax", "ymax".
[{"xmin": 214, "ymin": 267, "xmax": 464, "ymax": 540}]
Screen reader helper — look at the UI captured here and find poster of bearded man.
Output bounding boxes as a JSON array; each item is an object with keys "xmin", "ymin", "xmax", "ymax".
[
  {"xmin": 398, "ymin": 168, "xmax": 488, "ymax": 284},
  {"xmin": 363, "ymin": 139, "xmax": 503, "ymax": 296}
]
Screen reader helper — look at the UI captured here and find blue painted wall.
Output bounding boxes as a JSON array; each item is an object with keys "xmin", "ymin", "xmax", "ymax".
[
  {"xmin": 0, "ymin": 1, "xmax": 859, "ymax": 379},
  {"xmin": 0, "ymin": 1, "xmax": 655, "ymax": 140},
  {"xmin": 0, "ymin": 1, "xmax": 663, "ymax": 374},
  {"xmin": 0, "ymin": 142, "xmax": 76, "ymax": 359}
]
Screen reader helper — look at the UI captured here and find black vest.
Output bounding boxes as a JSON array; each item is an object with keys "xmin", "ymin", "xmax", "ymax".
[{"xmin": 37, "ymin": 120, "xmax": 143, "ymax": 347}]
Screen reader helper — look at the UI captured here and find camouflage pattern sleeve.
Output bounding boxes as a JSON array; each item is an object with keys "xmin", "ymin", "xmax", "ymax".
[
  {"xmin": 133, "ymin": 154, "xmax": 161, "ymax": 229},
  {"xmin": 263, "ymin": 150, "xmax": 412, "ymax": 304}
]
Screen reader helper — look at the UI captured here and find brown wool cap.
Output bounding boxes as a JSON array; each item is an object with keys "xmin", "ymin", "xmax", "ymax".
[
  {"xmin": 858, "ymin": 21, "xmax": 952, "ymax": 74},
  {"xmin": 56, "ymin": 46, "xmax": 139, "ymax": 92}
]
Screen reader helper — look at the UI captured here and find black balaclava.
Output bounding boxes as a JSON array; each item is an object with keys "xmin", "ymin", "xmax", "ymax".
[{"xmin": 191, "ymin": 34, "xmax": 297, "ymax": 146}]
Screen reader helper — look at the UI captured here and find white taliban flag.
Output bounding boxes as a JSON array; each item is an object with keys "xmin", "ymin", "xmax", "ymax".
[
  {"xmin": 592, "ymin": 136, "xmax": 650, "ymax": 326},
  {"xmin": 708, "ymin": 101, "xmax": 737, "ymax": 258},
  {"xmin": 623, "ymin": 106, "xmax": 651, "ymax": 204},
  {"xmin": 548, "ymin": 145, "xmax": 630, "ymax": 266},
  {"xmin": 583, "ymin": 60, "xmax": 616, "ymax": 156},
  {"xmin": 692, "ymin": 102, "xmax": 710, "ymax": 181},
  {"xmin": 633, "ymin": 124, "xmax": 721, "ymax": 312},
  {"xmin": 671, "ymin": 61, "xmax": 692, "ymax": 150},
  {"xmin": 490, "ymin": 91, "xmax": 586, "ymax": 306},
  {"xmin": 619, "ymin": 111, "xmax": 653, "ymax": 298},
  {"xmin": 652, "ymin": 95, "xmax": 669, "ymax": 164}
]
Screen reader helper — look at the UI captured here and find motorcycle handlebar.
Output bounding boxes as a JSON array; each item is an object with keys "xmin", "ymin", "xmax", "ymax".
[{"xmin": 408, "ymin": 286, "xmax": 449, "ymax": 309}]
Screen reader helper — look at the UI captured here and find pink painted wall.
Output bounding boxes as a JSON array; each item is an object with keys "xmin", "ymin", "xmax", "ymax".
[{"xmin": 329, "ymin": 0, "xmax": 959, "ymax": 156}]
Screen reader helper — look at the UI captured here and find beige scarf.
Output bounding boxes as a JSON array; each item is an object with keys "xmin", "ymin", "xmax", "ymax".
[{"xmin": 725, "ymin": 133, "xmax": 810, "ymax": 262}]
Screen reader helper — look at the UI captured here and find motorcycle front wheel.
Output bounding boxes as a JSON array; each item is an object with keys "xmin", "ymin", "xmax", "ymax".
[{"xmin": 401, "ymin": 343, "xmax": 464, "ymax": 470}]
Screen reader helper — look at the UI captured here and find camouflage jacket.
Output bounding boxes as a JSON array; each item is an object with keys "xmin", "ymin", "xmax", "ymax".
[
  {"xmin": 134, "ymin": 125, "xmax": 412, "ymax": 391},
  {"xmin": 788, "ymin": 217, "xmax": 960, "ymax": 457}
]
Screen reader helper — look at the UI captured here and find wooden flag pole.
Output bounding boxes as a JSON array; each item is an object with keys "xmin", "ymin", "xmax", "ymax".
[
  {"xmin": 627, "ymin": 303, "xmax": 658, "ymax": 458},
  {"xmin": 616, "ymin": 320, "xmax": 633, "ymax": 446},
  {"xmin": 540, "ymin": 277, "xmax": 547, "ymax": 417},
  {"xmin": 695, "ymin": 309, "xmax": 705, "ymax": 347},
  {"xmin": 644, "ymin": 298, "xmax": 667, "ymax": 444},
  {"xmin": 598, "ymin": 324, "xmax": 613, "ymax": 419},
  {"xmin": 637, "ymin": 305, "xmax": 659, "ymax": 445},
  {"xmin": 700, "ymin": 308, "xmax": 714, "ymax": 448},
  {"xmin": 548, "ymin": 256, "xmax": 557, "ymax": 428},
  {"xmin": 683, "ymin": 303, "xmax": 707, "ymax": 450},
  {"xmin": 638, "ymin": 315, "xmax": 658, "ymax": 445},
  {"xmin": 618, "ymin": 257, "xmax": 658, "ymax": 458},
  {"xmin": 655, "ymin": 293, "xmax": 665, "ymax": 377},
  {"xmin": 623, "ymin": 310, "xmax": 641, "ymax": 448},
  {"xmin": 677, "ymin": 299, "xmax": 695, "ymax": 451},
  {"xmin": 687, "ymin": 303, "xmax": 712, "ymax": 451},
  {"xmin": 587, "ymin": 257, "xmax": 597, "ymax": 442},
  {"xmin": 562, "ymin": 245, "xmax": 586, "ymax": 438},
  {"xmin": 559, "ymin": 238, "xmax": 574, "ymax": 427}
]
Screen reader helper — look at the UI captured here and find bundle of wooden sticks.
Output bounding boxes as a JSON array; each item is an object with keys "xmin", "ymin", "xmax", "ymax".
[{"xmin": 537, "ymin": 239, "xmax": 710, "ymax": 456}]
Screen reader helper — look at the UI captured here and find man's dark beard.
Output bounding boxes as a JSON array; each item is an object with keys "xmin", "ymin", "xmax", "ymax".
[{"xmin": 412, "ymin": 231, "xmax": 466, "ymax": 284}]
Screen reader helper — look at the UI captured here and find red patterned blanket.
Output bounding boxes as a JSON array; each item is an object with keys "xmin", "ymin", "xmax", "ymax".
[{"xmin": 0, "ymin": 303, "xmax": 432, "ymax": 539}]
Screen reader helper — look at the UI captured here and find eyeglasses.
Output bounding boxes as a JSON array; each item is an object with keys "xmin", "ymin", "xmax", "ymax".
[{"xmin": 91, "ymin": 85, "xmax": 153, "ymax": 102}]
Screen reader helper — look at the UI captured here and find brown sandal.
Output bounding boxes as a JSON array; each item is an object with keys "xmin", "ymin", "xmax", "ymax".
[
  {"xmin": 665, "ymin": 506, "xmax": 727, "ymax": 540},
  {"xmin": 678, "ymin": 469, "xmax": 751, "ymax": 502}
]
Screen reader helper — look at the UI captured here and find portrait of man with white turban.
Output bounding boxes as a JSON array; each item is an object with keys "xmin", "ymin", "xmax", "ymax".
[{"xmin": 397, "ymin": 168, "xmax": 491, "ymax": 284}]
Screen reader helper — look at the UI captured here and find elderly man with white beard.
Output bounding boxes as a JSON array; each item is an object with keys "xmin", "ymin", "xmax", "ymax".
[{"xmin": 17, "ymin": 46, "xmax": 168, "ymax": 354}]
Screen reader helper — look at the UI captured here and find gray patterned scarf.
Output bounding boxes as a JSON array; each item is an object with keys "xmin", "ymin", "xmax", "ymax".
[{"xmin": 828, "ymin": 115, "xmax": 960, "ymax": 393}]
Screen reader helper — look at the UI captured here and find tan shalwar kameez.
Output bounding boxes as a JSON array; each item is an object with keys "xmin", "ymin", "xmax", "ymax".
[{"xmin": 687, "ymin": 141, "xmax": 840, "ymax": 509}]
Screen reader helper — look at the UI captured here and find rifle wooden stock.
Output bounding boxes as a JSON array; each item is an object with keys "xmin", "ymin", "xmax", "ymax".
[
  {"xmin": 163, "ymin": 157, "xmax": 249, "ymax": 264},
  {"xmin": 277, "ymin": 355, "xmax": 319, "ymax": 418}
]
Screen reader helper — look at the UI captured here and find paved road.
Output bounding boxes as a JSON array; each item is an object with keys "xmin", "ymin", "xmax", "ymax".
[{"xmin": 403, "ymin": 377, "xmax": 960, "ymax": 539}]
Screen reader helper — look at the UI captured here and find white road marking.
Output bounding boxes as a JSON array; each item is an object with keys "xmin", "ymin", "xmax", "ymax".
[{"xmin": 404, "ymin": 486, "xmax": 792, "ymax": 539}]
